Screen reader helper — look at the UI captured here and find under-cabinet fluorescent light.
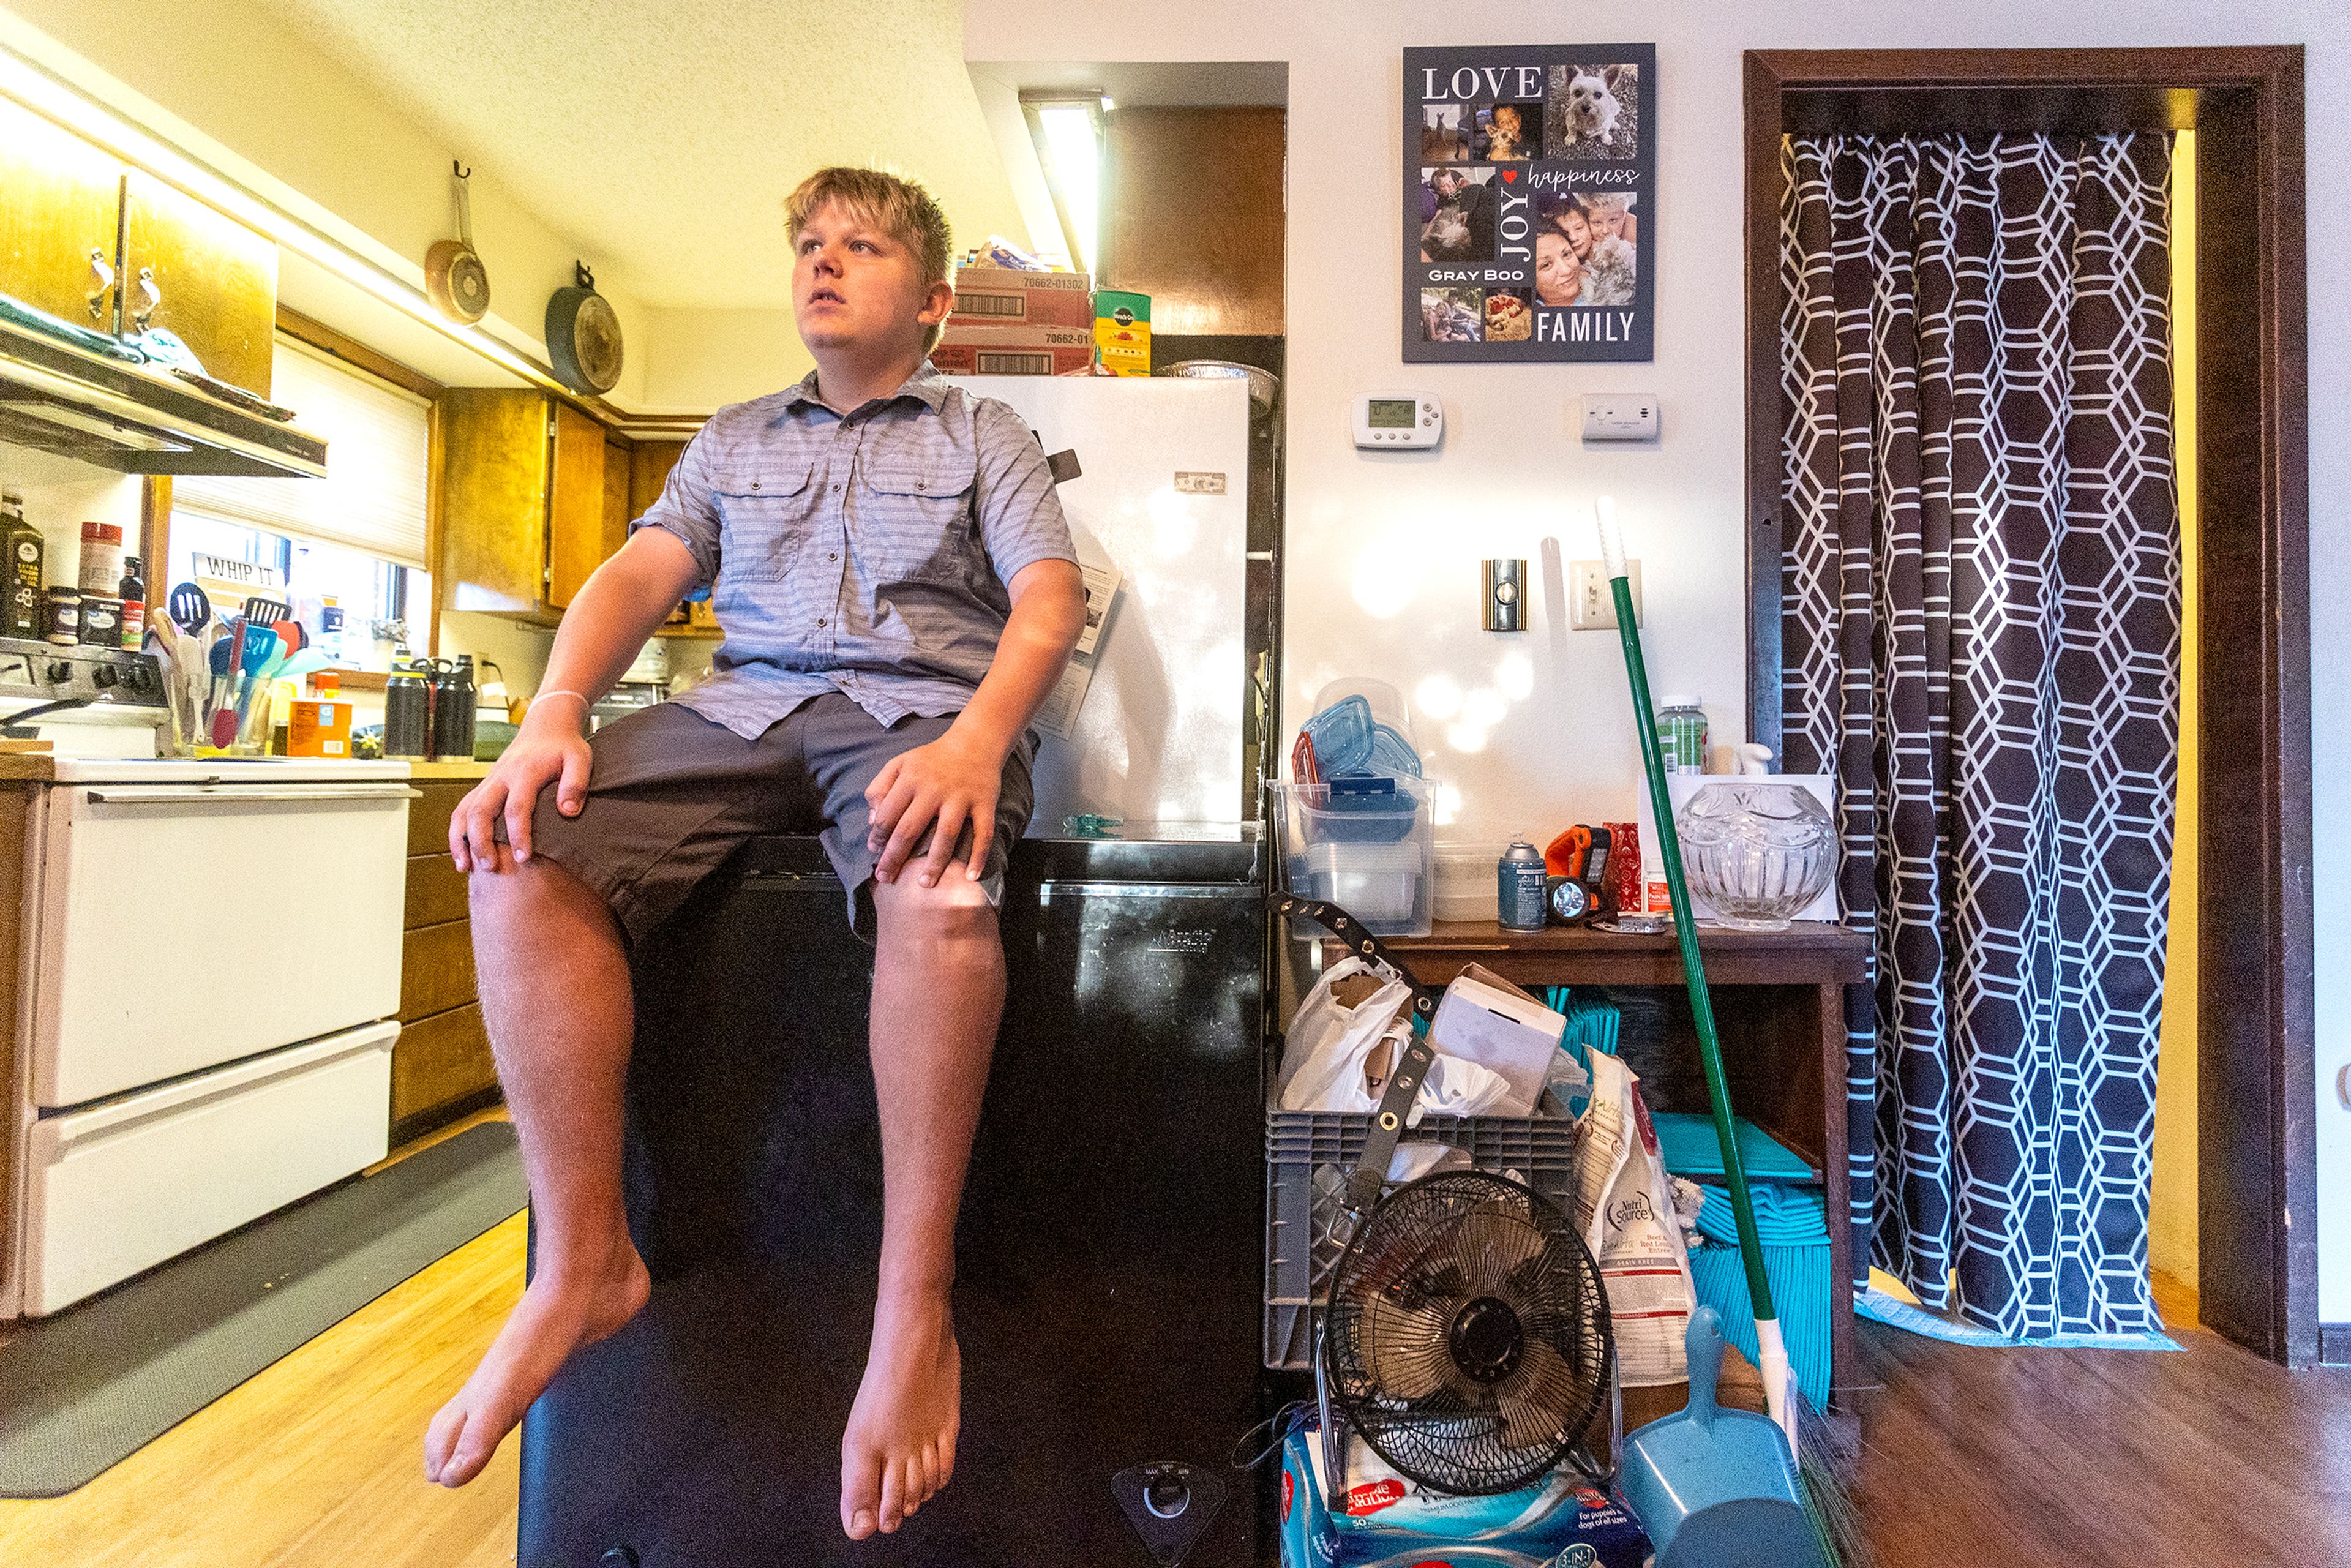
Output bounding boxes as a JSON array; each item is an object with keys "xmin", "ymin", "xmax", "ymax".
[{"xmin": 0, "ymin": 45, "xmax": 560, "ymax": 394}]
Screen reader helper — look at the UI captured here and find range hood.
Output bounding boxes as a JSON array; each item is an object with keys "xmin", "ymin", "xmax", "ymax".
[{"xmin": 0, "ymin": 319, "xmax": 324, "ymax": 479}]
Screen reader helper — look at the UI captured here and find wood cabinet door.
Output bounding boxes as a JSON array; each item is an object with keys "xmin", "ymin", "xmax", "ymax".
[
  {"xmin": 544, "ymin": 403, "xmax": 611, "ymax": 609},
  {"xmin": 437, "ymin": 388, "xmax": 550, "ymax": 613},
  {"xmin": 119, "ymin": 170, "xmax": 277, "ymax": 397},
  {"xmin": 629, "ymin": 439, "xmax": 689, "ymax": 516},
  {"xmin": 602, "ymin": 433, "xmax": 633, "ymax": 557},
  {"xmin": 0, "ymin": 98, "xmax": 125, "ymax": 334}
]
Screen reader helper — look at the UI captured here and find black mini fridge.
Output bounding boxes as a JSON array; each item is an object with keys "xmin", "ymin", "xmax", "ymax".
[{"xmin": 516, "ymin": 831, "xmax": 1272, "ymax": 1567}]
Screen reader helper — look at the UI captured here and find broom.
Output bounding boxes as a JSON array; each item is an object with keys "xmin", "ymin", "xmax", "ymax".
[{"xmin": 1595, "ymin": 497, "xmax": 1867, "ymax": 1567}]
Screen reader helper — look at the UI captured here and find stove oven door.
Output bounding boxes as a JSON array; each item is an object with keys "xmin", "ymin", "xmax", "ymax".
[{"xmin": 23, "ymin": 777, "xmax": 413, "ymax": 1108}]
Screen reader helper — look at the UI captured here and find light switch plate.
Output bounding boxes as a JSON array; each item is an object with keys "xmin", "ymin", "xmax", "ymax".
[
  {"xmin": 1581, "ymin": 394, "xmax": 1660, "ymax": 441},
  {"xmin": 1570, "ymin": 558, "xmax": 1643, "ymax": 629}
]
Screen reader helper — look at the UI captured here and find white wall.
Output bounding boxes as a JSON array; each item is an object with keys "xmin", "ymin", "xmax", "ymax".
[{"xmin": 964, "ymin": 0, "xmax": 2351, "ymax": 1322}]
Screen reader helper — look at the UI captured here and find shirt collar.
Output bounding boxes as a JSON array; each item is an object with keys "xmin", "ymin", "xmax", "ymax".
[{"xmin": 786, "ymin": 360, "xmax": 950, "ymax": 415}]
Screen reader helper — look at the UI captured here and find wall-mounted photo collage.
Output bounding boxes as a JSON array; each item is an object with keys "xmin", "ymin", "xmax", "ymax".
[{"xmin": 1403, "ymin": 43, "xmax": 1657, "ymax": 362}]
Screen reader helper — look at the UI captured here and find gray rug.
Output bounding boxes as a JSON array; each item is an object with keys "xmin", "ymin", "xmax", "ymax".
[{"xmin": 0, "ymin": 1120, "xmax": 525, "ymax": 1497}]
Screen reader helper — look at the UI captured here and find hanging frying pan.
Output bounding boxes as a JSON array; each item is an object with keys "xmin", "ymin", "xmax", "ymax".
[
  {"xmin": 546, "ymin": 260, "xmax": 624, "ymax": 394},
  {"xmin": 425, "ymin": 161, "xmax": 492, "ymax": 324}
]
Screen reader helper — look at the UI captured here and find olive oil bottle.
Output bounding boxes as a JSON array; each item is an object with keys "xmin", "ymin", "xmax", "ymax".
[{"xmin": 1, "ymin": 492, "xmax": 43, "ymax": 640}]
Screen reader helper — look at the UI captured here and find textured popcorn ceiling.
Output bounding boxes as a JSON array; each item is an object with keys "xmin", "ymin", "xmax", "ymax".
[{"xmin": 249, "ymin": 0, "xmax": 1030, "ymax": 309}]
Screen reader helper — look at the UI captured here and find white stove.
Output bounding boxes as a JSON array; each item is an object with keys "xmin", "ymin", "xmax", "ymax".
[{"xmin": 2, "ymin": 643, "xmax": 418, "ymax": 1316}]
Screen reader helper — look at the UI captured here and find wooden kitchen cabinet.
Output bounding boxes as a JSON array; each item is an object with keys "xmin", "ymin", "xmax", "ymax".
[
  {"xmin": 391, "ymin": 778, "xmax": 498, "ymax": 1144},
  {"xmin": 0, "ymin": 97, "xmax": 124, "ymax": 334},
  {"xmin": 119, "ymin": 170, "xmax": 277, "ymax": 397},
  {"xmin": 437, "ymin": 390, "xmax": 631, "ymax": 618}
]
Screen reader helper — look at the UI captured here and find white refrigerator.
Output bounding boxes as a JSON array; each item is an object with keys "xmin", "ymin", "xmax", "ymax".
[{"xmin": 959, "ymin": 375, "xmax": 1254, "ymax": 833}]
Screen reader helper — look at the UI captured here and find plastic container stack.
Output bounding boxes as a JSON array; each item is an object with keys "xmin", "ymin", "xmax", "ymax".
[{"xmin": 1273, "ymin": 677, "xmax": 1435, "ymax": 937}]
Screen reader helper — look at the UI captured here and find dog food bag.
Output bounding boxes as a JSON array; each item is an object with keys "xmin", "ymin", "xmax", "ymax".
[{"xmin": 1574, "ymin": 1051, "xmax": 1697, "ymax": 1386}]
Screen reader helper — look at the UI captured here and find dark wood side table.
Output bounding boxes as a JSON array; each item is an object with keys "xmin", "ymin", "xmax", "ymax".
[{"xmin": 1331, "ymin": 919, "xmax": 1870, "ymax": 1407}]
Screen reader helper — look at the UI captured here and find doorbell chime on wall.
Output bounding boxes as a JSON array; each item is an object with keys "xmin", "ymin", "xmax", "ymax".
[{"xmin": 1483, "ymin": 558, "xmax": 1526, "ymax": 632}]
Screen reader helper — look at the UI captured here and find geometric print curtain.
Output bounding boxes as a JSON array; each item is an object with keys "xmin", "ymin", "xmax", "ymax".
[{"xmin": 1778, "ymin": 133, "xmax": 2180, "ymax": 1337}]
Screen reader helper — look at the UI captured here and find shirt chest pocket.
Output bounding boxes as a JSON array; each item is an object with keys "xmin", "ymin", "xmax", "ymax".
[
  {"xmin": 710, "ymin": 460, "xmax": 822, "ymax": 582},
  {"xmin": 857, "ymin": 455, "xmax": 980, "ymax": 586}
]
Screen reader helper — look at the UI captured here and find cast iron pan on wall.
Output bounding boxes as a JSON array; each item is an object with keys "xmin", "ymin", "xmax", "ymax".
[{"xmin": 546, "ymin": 261, "xmax": 623, "ymax": 394}]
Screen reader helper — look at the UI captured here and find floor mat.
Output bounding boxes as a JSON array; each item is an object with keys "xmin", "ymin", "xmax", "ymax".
[
  {"xmin": 1856, "ymin": 1286, "xmax": 2183, "ymax": 1351},
  {"xmin": 0, "ymin": 1120, "xmax": 524, "ymax": 1497}
]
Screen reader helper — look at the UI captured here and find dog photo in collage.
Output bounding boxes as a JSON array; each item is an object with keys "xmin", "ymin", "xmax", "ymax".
[{"xmin": 1546, "ymin": 62, "xmax": 1640, "ymax": 157}]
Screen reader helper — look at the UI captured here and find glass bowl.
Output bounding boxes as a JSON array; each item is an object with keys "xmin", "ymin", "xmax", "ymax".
[{"xmin": 1674, "ymin": 782, "xmax": 1838, "ymax": 931}]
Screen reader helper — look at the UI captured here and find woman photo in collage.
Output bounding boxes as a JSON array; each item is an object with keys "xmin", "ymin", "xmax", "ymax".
[{"xmin": 1534, "ymin": 190, "xmax": 1638, "ymax": 307}]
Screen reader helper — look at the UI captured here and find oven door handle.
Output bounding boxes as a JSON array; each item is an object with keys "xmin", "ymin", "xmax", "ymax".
[{"xmin": 80, "ymin": 784, "xmax": 424, "ymax": 805}]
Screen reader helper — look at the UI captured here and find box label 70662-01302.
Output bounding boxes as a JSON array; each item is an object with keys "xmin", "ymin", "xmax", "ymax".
[{"xmin": 1174, "ymin": 471, "xmax": 1226, "ymax": 495}]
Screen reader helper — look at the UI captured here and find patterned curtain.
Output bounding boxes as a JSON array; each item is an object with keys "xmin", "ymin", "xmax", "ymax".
[{"xmin": 1778, "ymin": 133, "xmax": 2180, "ymax": 1337}]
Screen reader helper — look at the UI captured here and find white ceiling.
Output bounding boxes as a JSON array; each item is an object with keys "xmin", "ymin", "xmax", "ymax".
[{"xmin": 246, "ymin": 0, "xmax": 1032, "ymax": 310}]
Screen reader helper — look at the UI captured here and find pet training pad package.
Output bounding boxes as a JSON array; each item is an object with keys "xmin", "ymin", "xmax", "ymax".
[{"xmin": 1277, "ymin": 1417, "xmax": 1649, "ymax": 1568}]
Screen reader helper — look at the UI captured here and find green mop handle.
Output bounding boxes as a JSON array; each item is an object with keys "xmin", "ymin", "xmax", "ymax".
[{"xmin": 1597, "ymin": 499, "xmax": 1780, "ymax": 1335}]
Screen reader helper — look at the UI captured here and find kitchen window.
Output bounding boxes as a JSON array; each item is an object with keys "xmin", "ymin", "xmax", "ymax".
[{"xmin": 169, "ymin": 334, "xmax": 430, "ymax": 663}]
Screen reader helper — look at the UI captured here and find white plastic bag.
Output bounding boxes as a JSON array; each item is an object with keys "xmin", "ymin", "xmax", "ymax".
[
  {"xmin": 1573, "ymin": 1052, "xmax": 1697, "ymax": 1386},
  {"xmin": 1279, "ymin": 958, "xmax": 1514, "ymax": 1119},
  {"xmin": 1278, "ymin": 957, "xmax": 1415, "ymax": 1111}
]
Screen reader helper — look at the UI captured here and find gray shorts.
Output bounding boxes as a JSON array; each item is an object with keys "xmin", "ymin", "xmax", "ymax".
[{"xmin": 514, "ymin": 693, "xmax": 1037, "ymax": 943}]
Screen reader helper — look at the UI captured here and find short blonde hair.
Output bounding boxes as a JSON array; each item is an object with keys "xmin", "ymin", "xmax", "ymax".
[{"xmin": 786, "ymin": 167, "xmax": 953, "ymax": 351}]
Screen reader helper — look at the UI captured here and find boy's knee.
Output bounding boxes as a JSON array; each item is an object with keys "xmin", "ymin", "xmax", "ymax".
[{"xmin": 873, "ymin": 872, "xmax": 996, "ymax": 942}]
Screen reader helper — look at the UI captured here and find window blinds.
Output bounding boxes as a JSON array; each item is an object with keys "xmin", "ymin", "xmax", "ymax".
[{"xmin": 174, "ymin": 336, "xmax": 431, "ymax": 569}]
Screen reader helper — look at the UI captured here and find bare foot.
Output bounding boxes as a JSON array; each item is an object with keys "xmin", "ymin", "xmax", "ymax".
[
  {"xmin": 424, "ymin": 1239, "xmax": 650, "ymax": 1487},
  {"xmin": 841, "ymin": 1294, "xmax": 961, "ymax": 1538}
]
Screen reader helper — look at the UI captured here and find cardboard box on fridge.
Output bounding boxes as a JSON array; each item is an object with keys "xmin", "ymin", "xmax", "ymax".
[
  {"xmin": 948, "ymin": 265, "xmax": 1094, "ymax": 328},
  {"xmin": 1093, "ymin": 289, "xmax": 1151, "ymax": 377},
  {"xmin": 931, "ymin": 324, "xmax": 1097, "ymax": 377}
]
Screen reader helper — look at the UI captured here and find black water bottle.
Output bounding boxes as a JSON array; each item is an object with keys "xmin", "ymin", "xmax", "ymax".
[
  {"xmin": 432, "ymin": 653, "xmax": 478, "ymax": 761},
  {"xmin": 385, "ymin": 656, "xmax": 432, "ymax": 759}
]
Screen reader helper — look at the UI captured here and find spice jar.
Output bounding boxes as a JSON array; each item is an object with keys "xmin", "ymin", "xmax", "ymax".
[{"xmin": 42, "ymin": 586, "xmax": 81, "ymax": 645}]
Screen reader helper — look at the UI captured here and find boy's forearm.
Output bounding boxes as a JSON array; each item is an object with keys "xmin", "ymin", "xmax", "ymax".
[
  {"xmin": 948, "ymin": 573, "xmax": 1086, "ymax": 760},
  {"xmin": 530, "ymin": 531, "xmax": 701, "ymax": 720}
]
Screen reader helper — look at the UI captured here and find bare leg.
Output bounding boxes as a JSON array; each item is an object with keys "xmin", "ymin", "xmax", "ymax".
[
  {"xmin": 423, "ymin": 857, "xmax": 650, "ymax": 1487},
  {"xmin": 839, "ymin": 872, "xmax": 1003, "ymax": 1539}
]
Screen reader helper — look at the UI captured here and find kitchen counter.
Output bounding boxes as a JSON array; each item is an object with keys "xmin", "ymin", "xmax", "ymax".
[
  {"xmin": 402, "ymin": 760, "xmax": 495, "ymax": 780},
  {"xmin": 0, "ymin": 756, "xmax": 496, "ymax": 782}
]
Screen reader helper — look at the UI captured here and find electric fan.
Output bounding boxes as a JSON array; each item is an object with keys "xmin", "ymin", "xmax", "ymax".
[{"xmin": 1323, "ymin": 1170, "xmax": 1613, "ymax": 1496}]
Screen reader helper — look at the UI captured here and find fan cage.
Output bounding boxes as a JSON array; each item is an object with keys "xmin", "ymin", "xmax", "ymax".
[{"xmin": 1323, "ymin": 1171, "xmax": 1613, "ymax": 1496}]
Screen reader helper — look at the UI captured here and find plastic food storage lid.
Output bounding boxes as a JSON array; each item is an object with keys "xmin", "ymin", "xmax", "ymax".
[
  {"xmin": 1659, "ymin": 694, "xmax": 1701, "ymax": 709},
  {"xmin": 1299, "ymin": 694, "xmax": 1374, "ymax": 775}
]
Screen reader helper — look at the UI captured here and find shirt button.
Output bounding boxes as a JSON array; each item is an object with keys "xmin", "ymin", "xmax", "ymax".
[
  {"xmin": 831, "ymin": 484, "xmax": 841, "ymax": 492},
  {"xmin": 750, "ymin": 479, "xmax": 761, "ymax": 490},
  {"xmin": 817, "ymin": 618, "xmax": 827, "ymax": 627},
  {"xmin": 828, "ymin": 552, "xmax": 838, "ymax": 561}
]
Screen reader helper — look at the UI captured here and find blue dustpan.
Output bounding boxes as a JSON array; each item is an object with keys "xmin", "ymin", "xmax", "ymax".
[{"xmin": 1618, "ymin": 1308, "xmax": 1826, "ymax": 1568}]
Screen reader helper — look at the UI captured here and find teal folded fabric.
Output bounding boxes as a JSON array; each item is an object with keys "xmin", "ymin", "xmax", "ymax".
[
  {"xmin": 1692, "ymin": 1180, "xmax": 1828, "ymax": 1248},
  {"xmin": 1652, "ymin": 1112, "xmax": 1819, "ymax": 1185}
]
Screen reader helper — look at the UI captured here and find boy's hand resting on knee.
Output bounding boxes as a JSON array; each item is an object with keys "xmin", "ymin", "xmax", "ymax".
[
  {"xmin": 451, "ymin": 699, "xmax": 594, "ymax": 874},
  {"xmin": 864, "ymin": 726, "xmax": 1006, "ymax": 889}
]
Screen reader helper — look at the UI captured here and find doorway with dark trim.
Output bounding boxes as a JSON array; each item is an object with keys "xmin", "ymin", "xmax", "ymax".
[{"xmin": 1739, "ymin": 48, "xmax": 2314, "ymax": 1365}]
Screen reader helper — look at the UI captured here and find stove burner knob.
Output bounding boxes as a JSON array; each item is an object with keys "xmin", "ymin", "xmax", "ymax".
[
  {"xmin": 45, "ymin": 661, "xmax": 71, "ymax": 685},
  {"xmin": 91, "ymin": 664, "xmax": 117, "ymax": 688}
]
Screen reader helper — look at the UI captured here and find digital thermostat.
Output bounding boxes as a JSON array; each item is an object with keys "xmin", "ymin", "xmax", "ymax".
[{"xmin": 1354, "ymin": 392, "xmax": 1442, "ymax": 449}]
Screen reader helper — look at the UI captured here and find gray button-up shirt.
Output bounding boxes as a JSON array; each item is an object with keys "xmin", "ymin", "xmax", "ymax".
[{"xmin": 631, "ymin": 362, "xmax": 1078, "ymax": 738}]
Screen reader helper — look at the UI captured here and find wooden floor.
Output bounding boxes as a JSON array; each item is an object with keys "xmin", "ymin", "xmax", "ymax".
[{"xmin": 4, "ymin": 1197, "xmax": 2346, "ymax": 1566}]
